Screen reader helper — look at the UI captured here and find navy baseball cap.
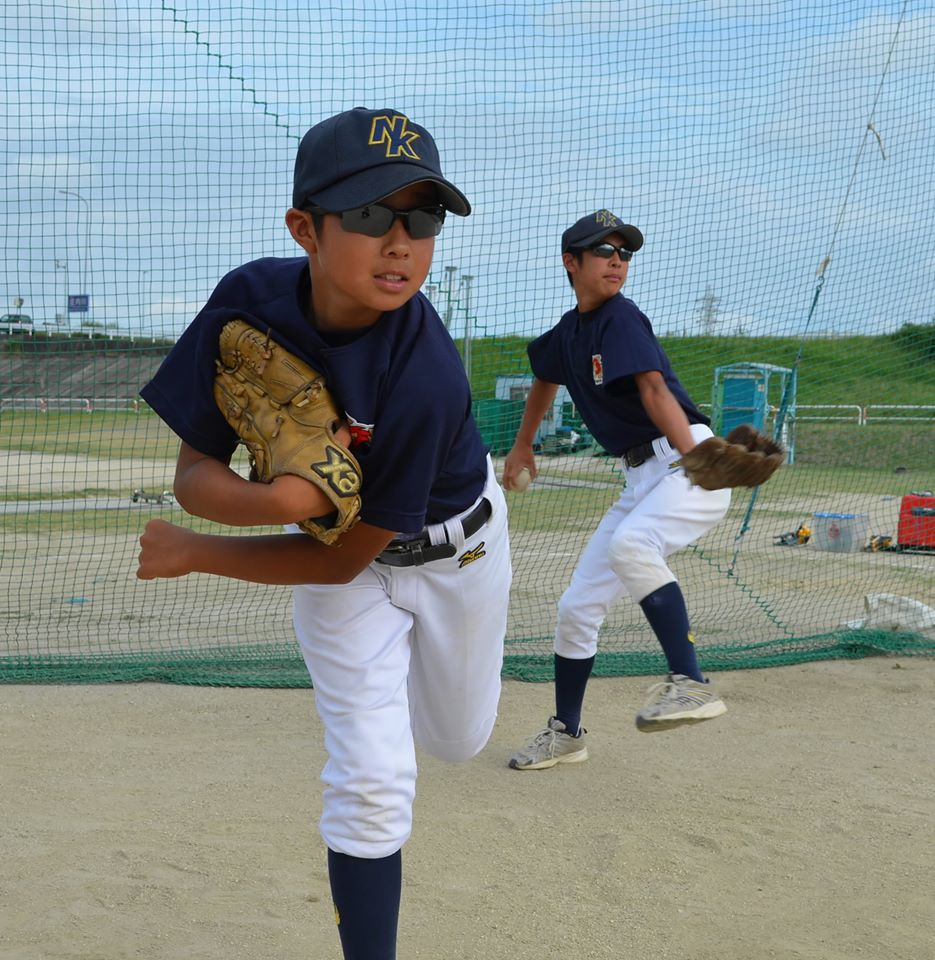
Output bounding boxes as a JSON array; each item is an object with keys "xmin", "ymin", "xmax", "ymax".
[
  {"xmin": 292, "ymin": 107, "xmax": 471, "ymax": 216},
  {"xmin": 561, "ymin": 210, "xmax": 643, "ymax": 253}
]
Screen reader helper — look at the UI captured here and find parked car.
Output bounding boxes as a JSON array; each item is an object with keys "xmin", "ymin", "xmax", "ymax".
[
  {"xmin": 0, "ymin": 313, "xmax": 33, "ymax": 331},
  {"xmin": 130, "ymin": 488, "xmax": 175, "ymax": 505},
  {"xmin": 539, "ymin": 426, "xmax": 594, "ymax": 454}
]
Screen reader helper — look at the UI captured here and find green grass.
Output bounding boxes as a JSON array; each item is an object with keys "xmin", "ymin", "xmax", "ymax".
[
  {"xmin": 0, "ymin": 508, "xmax": 280, "ymax": 537},
  {"xmin": 0, "ymin": 411, "xmax": 180, "ymax": 459},
  {"xmin": 455, "ymin": 331, "xmax": 935, "ymax": 406}
]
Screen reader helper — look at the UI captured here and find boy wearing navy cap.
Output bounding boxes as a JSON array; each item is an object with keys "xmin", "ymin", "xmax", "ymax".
[
  {"xmin": 504, "ymin": 210, "xmax": 731, "ymax": 771},
  {"xmin": 137, "ymin": 108, "xmax": 511, "ymax": 959}
]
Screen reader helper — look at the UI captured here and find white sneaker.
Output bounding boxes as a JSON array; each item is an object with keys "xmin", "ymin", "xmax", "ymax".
[
  {"xmin": 508, "ymin": 717, "xmax": 589, "ymax": 770},
  {"xmin": 635, "ymin": 674, "xmax": 727, "ymax": 733}
]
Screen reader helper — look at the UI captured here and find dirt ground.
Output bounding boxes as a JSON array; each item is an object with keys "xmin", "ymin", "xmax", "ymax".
[{"xmin": 3, "ymin": 658, "xmax": 934, "ymax": 960}]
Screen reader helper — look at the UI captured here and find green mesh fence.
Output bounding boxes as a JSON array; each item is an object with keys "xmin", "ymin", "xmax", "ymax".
[{"xmin": 2, "ymin": 2, "xmax": 933, "ymax": 686}]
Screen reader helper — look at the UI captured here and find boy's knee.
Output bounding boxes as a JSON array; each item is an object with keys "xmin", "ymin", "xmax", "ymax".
[
  {"xmin": 608, "ymin": 534, "xmax": 673, "ymax": 603},
  {"xmin": 416, "ymin": 715, "xmax": 496, "ymax": 762}
]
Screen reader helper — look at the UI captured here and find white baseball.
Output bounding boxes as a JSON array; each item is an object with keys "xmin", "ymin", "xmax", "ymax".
[{"xmin": 512, "ymin": 467, "xmax": 532, "ymax": 492}]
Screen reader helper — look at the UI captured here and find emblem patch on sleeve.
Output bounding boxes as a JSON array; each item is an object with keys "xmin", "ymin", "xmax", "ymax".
[{"xmin": 592, "ymin": 354, "xmax": 604, "ymax": 385}]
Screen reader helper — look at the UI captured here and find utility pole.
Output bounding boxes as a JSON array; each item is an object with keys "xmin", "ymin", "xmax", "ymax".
[{"xmin": 697, "ymin": 285, "xmax": 720, "ymax": 335}]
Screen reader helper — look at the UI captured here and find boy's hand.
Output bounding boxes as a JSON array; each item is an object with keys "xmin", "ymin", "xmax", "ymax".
[
  {"xmin": 502, "ymin": 444, "xmax": 537, "ymax": 491},
  {"xmin": 137, "ymin": 519, "xmax": 197, "ymax": 580}
]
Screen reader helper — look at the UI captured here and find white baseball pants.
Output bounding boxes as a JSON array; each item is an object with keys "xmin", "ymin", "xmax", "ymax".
[
  {"xmin": 292, "ymin": 457, "xmax": 511, "ymax": 859},
  {"xmin": 555, "ymin": 424, "xmax": 731, "ymax": 660}
]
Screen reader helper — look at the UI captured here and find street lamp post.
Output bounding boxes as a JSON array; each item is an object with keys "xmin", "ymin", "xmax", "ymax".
[{"xmin": 58, "ymin": 189, "xmax": 90, "ymax": 323}]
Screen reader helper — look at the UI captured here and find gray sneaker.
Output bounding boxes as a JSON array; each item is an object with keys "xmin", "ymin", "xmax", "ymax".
[
  {"xmin": 508, "ymin": 717, "xmax": 589, "ymax": 770},
  {"xmin": 635, "ymin": 674, "xmax": 727, "ymax": 733}
]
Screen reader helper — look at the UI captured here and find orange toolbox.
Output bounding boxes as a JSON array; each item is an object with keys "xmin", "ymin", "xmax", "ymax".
[{"xmin": 897, "ymin": 493, "xmax": 935, "ymax": 549}]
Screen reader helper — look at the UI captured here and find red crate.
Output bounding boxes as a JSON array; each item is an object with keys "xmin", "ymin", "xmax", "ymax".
[{"xmin": 897, "ymin": 494, "xmax": 935, "ymax": 549}]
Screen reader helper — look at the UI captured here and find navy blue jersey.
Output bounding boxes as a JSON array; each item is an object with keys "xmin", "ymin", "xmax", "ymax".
[
  {"xmin": 141, "ymin": 257, "xmax": 487, "ymax": 534},
  {"xmin": 527, "ymin": 294, "xmax": 708, "ymax": 456}
]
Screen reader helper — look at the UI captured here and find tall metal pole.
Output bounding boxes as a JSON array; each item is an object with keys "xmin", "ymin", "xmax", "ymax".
[
  {"xmin": 54, "ymin": 260, "xmax": 69, "ymax": 326},
  {"xmin": 460, "ymin": 274, "xmax": 474, "ymax": 385},
  {"xmin": 443, "ymin": 264, "xmax": 458, "ymax": 331},
  {"xmin": 59, "ymin": 189, "xmax": 90, "ymax": 320},
  {"xmin": 138, "ymin": 269, "xmax": 150, "ymax": 342}
]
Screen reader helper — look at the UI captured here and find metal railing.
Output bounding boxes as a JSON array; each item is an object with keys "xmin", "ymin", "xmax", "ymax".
[
  {"xmin": 700, "ymin": 402, "xmax": 935, "ymax": 426},
  {"xmin": 795, "ymin": 404, "xmax": 865, "ymax": 424},
  {"xmin": 864, "ymin": 404, "xmax": 935, "ymax": 423},
  {"xmin": 0, "ymin": 397, "xmax": 149, "ymax": 413}
]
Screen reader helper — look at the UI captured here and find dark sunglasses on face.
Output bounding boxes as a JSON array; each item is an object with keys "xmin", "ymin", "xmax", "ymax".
[
  {"xmin": 312, "ymin": 203, "xmax": 446, "ymax": 240},
  {"xmin": 588, "ymin": 242, "xmax": 633, "ymax": 262}
]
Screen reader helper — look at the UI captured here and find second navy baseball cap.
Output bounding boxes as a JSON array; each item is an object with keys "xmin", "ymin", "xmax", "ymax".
[
  {"xmin": 292, "ymin": 107, "xmax": 471, "ymax": 216},
  {"xmin": 561, "ymin": 210, "xmax": 643, "ymax": 253}
]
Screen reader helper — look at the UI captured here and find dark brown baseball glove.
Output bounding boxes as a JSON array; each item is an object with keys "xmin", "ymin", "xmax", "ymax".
[{"xmin": 679, "ymin": 424, "xmax": 785, "ymax": 490}]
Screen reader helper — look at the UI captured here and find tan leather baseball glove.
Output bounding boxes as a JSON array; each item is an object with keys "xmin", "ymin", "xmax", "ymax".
[
  {"xmin": 679, "ymin": 424, "xmax": 785, "ymax": 490},
  {"xmin": 213, "ymin": 318, "xmax": 362, "ymax": 544}
]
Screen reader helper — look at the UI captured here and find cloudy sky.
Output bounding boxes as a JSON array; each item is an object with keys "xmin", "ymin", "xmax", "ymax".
[{"xmin": 2, "ymin": 0, "xmax": 933, "ymax": 341}]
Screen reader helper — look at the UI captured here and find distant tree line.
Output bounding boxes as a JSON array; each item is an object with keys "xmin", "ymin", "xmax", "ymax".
[{"xmin": 890, "ymin": 320, "xmax": 935, "ymax": 363}]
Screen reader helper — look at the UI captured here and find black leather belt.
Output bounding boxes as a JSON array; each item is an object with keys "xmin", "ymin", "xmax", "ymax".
[
  {"xmin": 622, "ymin": 439, "xmax": 659, "ymax": 469},
  {"xmin": 376, "ymin": 498, "xmax": 492, "ymax": 567}
]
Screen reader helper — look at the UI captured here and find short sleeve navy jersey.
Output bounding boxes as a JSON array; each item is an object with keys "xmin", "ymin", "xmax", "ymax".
[
  {"xmin": 527, "ymin": 294, "xmax": 708, "ymax": 456},
  {"xmin": 140, "ymin": 257, "xmax": 488, "ymax": 534}
]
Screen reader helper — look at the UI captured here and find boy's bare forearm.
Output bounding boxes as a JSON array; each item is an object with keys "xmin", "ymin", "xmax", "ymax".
[
  {"xmin": 137, "ymin": 518, "xmax": 396, "ymax": 584},
  {"xmin": 187, "ymin": 530, "xmax": 350, "ymax": 583},
  {"xmin": 514, "ymin": 378, "xmax": 559, "ymax": 447},
  {"xmin": 639, "ymin": 381, "xmax": 696, "ymax": 454},
  {"xmin": 174, "ymin": 444, "xmax": 326, "ymax": 526}
]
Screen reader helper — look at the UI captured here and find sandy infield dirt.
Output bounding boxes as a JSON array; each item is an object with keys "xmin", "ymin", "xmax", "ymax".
[{"xmin": 3, "ymin": 658, "xmax": 934, "ymax": 960}]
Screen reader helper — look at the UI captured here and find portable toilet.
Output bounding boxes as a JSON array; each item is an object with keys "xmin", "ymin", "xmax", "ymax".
[{"xmin": 711, "ymin": 362, "xmax": 796, "ymax": 463}]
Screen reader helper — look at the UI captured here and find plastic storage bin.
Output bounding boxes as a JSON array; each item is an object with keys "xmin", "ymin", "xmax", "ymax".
[{"xmin": 811, "ymin": 512, "xmax": 869, "ymax": 553}]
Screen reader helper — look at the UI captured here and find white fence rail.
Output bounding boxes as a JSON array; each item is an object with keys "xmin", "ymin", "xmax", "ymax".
[
  {"xmin": 794, "ymin": 404, "xmax": 935, "ymax": 425},
  {"xmin": 2, "ymin": 398, "xmax": 933, "ymax": 423},
  {"xmin": 0, "ymin": 397, "xmax": 150, "ymax": 413},
  {"xmin": 864, "ymin": 404, "xmax": 935, "ymax": 423},
  {"xmin": 795, "ymin": 404, "xmax": 865, "ymax": 423}
]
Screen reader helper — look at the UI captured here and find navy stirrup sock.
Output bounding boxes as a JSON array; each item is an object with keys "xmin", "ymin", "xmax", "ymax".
[
  {"xmin": 638, "ymin": 582, "xmax": 703, "ymax": 682},
  {"xmin": 328, "ymin": 848, "xmax": 401, "ymax": 960},
  {"xmin": 553, "ymin": 653, "xmax": 595, "ymax": 735}
]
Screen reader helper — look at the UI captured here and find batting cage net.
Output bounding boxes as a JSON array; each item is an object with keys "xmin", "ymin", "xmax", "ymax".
[{"xmin": 2, "ymin": 1, "xmax": 933, "ymax": 685}]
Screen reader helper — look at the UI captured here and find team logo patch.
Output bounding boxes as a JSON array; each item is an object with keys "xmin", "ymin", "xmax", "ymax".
[
  {"xmin": 311, "ymin": 445, "xmax": 362, "ymax": 497},
  {"xmin": 369, "ymin": 114, "xmax": 421, "ymax": 159},
  {"xmin": 595, "ymin": 209, "xmax": 621, "ymax": 228},
  {"xmin": 458, "ymin": 541, "xmax": 486, "ymax": 568},
  {"xmin": 592, "ymin": 354, "xmax": 604, "ymax": 385},
  {"xmin": 346, "ymin": 412, "xmax": 374, "ymax": 447}
]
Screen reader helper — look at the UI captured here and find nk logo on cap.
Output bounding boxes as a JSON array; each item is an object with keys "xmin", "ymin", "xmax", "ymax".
[
  {"xmin": 369, "ymin": 115, "xmax": 422, "ymax": 160},
  {"xmin": 595, "ymin": 209, "xmax": 621, "ymax": 228}
]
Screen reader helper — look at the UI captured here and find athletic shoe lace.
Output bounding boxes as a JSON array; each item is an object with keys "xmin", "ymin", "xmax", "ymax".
[{"xmin": 641, "ymin": 679, "xmax": 677, "ymax": 708}]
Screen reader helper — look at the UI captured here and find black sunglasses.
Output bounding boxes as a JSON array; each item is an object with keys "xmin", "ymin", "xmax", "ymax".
[
  {"xmin": 311, "ymin": 203, "xmax": 446, "ymax": 240},
  {"xmin": 588, "ymin": 242, "xmax": 633, "ymax": 262}
]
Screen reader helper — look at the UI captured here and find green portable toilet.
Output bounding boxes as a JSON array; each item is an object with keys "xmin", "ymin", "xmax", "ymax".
[{"xmin": 712, "ymin": 362, "xmax": 796, "ymax": 462}]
